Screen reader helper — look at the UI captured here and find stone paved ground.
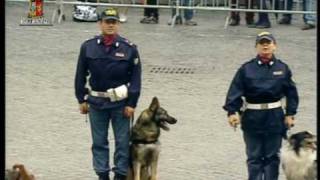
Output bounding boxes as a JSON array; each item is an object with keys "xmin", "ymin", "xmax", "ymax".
[{"xmin": 5, "ymin": 2, "xmax": 317, "ymax": 180}]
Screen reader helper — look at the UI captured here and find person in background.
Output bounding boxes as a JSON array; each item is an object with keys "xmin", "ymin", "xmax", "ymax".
[
  {"xmin": 278, "ymin": 0, "xmax": 316, "ymax": 30},
  {"xmin": 229, "ymin": 0, "xmax": 255, "ymax": 26},
  {"xmin": 168, "ymin": 0, "xmax": 197, "ymax": 26},
  {"xmin": 248, "ymin": 0, "xmax": 272, "ymax": 28},
  {"xmin": 140, "ymin": 0, "xmax": 159, "ymax": 24}
]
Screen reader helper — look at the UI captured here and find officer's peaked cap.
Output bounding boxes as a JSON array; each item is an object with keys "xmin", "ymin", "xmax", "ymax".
[
  {"xmin": 99, "ymin": 8, "xmax": 119, "ymax": 21},
  {"xmin": 256, "ymin": 31, "xmax": 276, "ymax": 44}
]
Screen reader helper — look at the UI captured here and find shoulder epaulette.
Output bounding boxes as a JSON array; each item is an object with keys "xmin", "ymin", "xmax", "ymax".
[
  {"xmin": 84, "ymin": 35, "xmax": 103, "ymax": 44},
  {"xmin": 276, "ymin": 59, "xmax": 285, "ymax": 65},
  {"xmin": 121, "ymin": 38, "xmax": 137, "ymax": 48},
  {"xmin": 242, "ymin": 58, "xmax": 255, "ymax": 66}
]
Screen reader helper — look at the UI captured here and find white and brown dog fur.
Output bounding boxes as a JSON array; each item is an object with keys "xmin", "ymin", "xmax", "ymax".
[{"xmin": 280, "ymin": 131, "xmax": 317, "ymax": 180}]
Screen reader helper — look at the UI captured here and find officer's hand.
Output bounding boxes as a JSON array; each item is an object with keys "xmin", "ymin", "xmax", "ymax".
[
  {"xmin": 285, "ymin": 115, "xmax": 295, "ymax": 129},
  {"xmin": 228, "ymin": 114, "xmax": 240, "ymax": 128},
  {"xmin": 79, "ymin": 102, "xmax": 89, "ymax": 114},
  {"xmin": 124, "ymin": 106, "xmax": 134, "ymax": 118}
]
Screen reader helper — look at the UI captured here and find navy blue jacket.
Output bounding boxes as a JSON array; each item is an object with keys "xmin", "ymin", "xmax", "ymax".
[
  {"xmin": 223, "ymin": 55, "xmax": 299, "ymax": 133},
  {"xmin": 75, "ymin": 35, "xmax": 141, "ymax": 109}
]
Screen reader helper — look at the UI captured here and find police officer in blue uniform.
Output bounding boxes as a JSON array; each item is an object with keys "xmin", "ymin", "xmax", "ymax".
[
  {"xmin": 223, "ymin": 32, "xmax": 299, "ymax": 180},
  {"xmin": 74, "ymin": 8, "xmax": 141, "ymax": 180}
]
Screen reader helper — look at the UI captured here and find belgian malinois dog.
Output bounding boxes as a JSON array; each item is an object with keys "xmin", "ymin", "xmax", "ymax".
[
  {"xmin": 5, "ymin": 164, "xmax": 35, "ymax": 180},
  {"xmin": 127, "ymin": 97, "xmax": 177, "ymax": 180}
]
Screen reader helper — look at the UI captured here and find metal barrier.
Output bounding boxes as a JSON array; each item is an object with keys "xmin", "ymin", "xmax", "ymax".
[{"xmin": 7, "ymin": 0, "xmax": 316, "ymax": 27}]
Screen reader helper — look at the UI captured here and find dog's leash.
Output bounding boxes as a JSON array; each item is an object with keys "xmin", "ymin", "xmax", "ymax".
[
  {"xmin": 285, "ymin": 128, "xmax": 292, "ymax": 140},
  {"xmin": 85, "ymin": 113, "xmax": 88, "ymax": 123},
  {"xmin": 130, "ymin": 114, "xmax": 134, "ymax": 137},
  {"xmin": 283, "ymin": 123, "xmax": 294, "ymax": 140}
]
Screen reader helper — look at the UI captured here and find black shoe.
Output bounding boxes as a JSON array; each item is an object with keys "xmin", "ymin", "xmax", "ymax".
[
  {"xmin": 255, "ymin": 22, "xmax": 271, "ymax": 28},
  {"xmin": 114, "ymin": 173, "xmax": 126, "ymax": 180},
  {"xmin": 176, "ymin": 16, "xmax": 183, "ymax": 24},
  {"xmin": 185, "ymin": 20, "xmax": 197, "ymax": 26},
  {"xmin": 140, "ymin": 17, "xmax": 151, "ymax": 24},
  {"xmin": 149, "ymin": 17, "xmax": 159, "ymax": 24},
  {"xmin": 98, "ymin": 174, "xmax": 110, "ymax": 180},
  {"xmin": 229, "ymin": 18, "xmax": 239, "ymax": 26},
  {"xmin": 245, "ymin": 18, "xmax": 254, "ymax": 26},
  {"xmin": 247, "ymin": 22, "xmax": 271, "ymax": 28},
  {"xmin": 168, "ymin": 17, "xmax": 183, "ymax": 25},
  {"xmin": 247, "ymin": 23, "xmax": 256, "ymax": 28},
  {"xmin": 278, "ymin": 17, "xmax": 291, "ymax": 25},
  {"xmin": 301, "ymin": 23, "xmax": 315, "ymax": 30}
]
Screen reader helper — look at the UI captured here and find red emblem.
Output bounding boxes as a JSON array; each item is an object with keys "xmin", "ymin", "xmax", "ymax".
[{"xmin": 28, "ymin": 0, "xmax": 43, "ymax": 18}]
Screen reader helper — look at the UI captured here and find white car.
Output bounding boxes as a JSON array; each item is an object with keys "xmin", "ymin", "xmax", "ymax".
[{"xmin": 72, "ymin": 5, "xmax": 98, "ymax": 22}]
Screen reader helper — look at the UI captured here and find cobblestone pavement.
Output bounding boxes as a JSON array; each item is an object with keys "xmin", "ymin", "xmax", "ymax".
[{"xmin": 5, "ymin": 2, "xmax": 317, "ymax": 180}]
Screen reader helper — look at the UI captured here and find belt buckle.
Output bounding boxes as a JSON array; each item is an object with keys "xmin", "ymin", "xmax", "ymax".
[{"xmin": 261, "ymin": 103, "xmax": 268, "ymax": 109}]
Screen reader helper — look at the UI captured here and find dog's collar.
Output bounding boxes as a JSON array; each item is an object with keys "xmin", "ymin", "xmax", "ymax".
[{"xmin": 131, "ymin": 139, "xmax": 158, "ymax": 144}]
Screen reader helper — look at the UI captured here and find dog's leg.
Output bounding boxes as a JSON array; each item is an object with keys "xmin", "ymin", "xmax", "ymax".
[
  {"xmin": 140, "ymin": 166, "xmax": 149, "ymax": 180},
  {"xmin": 126, "ymin": 166, "xmax": 133, "ymax": 180},
  {"xmin": 133, "ymin": 162, "xmax": 141, "ymax": 180},
  {"xmin": 150, "ymin": 155, "xmax": 159, "ymax": 180}
]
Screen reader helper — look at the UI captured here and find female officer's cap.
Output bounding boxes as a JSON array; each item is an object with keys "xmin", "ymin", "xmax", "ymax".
[
  {"xmin": 256, "ymin": 31, "xmax": 276, "ymax": 44},
  {"xmin": 99, "ymin": 8, "xmax": 119, "ymax": 21}
]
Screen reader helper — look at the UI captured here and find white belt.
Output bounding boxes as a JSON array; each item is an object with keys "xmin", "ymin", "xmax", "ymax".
[
  {"xmin": 89, "ymin": 85, "xmax": 128, "ymax": 102},
  {"xmin": 246, "ymin": 101, "xmax": 282, "ymax": 110}
]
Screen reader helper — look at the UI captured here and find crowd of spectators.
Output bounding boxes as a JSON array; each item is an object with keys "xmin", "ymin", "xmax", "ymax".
[{"xmin": 75, "ymin": 0, "xmax": 316, "ymax": 29}]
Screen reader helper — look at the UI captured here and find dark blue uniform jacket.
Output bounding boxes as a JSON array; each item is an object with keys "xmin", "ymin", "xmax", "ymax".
[
  {"xmin": 75, "ymin": 35, "xmax": 141, "ymax": 110},
  {"xmin": 223, "ymin": 56, "xmax": 299, "ymax": 134}
]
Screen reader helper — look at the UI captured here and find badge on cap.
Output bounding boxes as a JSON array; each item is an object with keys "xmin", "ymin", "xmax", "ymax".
[
  {"xmin": 105, "ymin": 9, "xmax": 117, "ymax": 16},
  {"xmin": 258, "ymin": 31, "xmax": 271, "ymax": 36},
  {"xmin": 134, "ymin": 58, "xmax": 139, "ymax": 65},
  {"xmin": 115, "ymin": 52, "xmax": 125, "ymax": 57}
]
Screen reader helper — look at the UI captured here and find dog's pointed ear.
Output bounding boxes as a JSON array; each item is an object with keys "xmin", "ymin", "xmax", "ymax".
[{"xmin": 149, "ymin": 97, "xmax": 159, "ymax": 112}]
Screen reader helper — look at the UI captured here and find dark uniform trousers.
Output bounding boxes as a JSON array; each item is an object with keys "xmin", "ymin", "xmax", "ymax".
[
  {"xmin": 230, "ymin": 0, "xmax": 255, "ymax": 23},
  {"xmin": 241, "ymin": 107, "xmax": 285, "ymax": 180},
  {"xmin": 144, "ymin": 0, "xmax": 159, "ymax": 19},
  {"xmin": 243, "ymin": 131, "xmax": 282, "ymax": 180}
]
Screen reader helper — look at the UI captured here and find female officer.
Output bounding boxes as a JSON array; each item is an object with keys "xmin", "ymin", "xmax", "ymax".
[
  {"xmin": 75, "ymin": 8, "xmax": 141, "ymax": 180},
  {"xmin": 223, "ymin": 31, "xmax": 299, "ymax": 180}
]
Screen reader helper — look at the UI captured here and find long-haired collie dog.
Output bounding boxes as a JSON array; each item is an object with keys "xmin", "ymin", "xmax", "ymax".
[{"xmin": 280, "ymin": 131, "xmax": 317, "ymax": 180}]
